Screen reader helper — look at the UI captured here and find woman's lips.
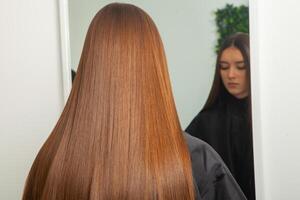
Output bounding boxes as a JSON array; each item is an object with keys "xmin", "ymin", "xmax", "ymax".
[{"xmin": 227, "ymin": 83, "xmax": 239, "ymax": 88}]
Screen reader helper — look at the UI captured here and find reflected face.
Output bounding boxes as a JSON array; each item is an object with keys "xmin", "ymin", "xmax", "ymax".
[{"xmin": 219, "ymin": 47, "xmax": 249, "ymax": 99}]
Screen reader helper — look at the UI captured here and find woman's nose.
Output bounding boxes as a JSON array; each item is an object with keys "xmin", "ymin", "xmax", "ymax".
[{"xmin": 228, "ymin": 68, "xmax": 236, "ymax": 79}]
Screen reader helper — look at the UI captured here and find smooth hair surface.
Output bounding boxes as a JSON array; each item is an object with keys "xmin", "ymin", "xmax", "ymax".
[
  {"xmin": 22, "ymin": 3, "xmax": 195, "ymax": 200},
  {"xmin": 203, "ymin": 32, "xmax": 251, "ymax": 111}
]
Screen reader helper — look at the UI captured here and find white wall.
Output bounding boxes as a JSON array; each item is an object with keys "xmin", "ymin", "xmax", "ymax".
[
  {"xmin": 0, "ymin": 0, "xmax": 64, "ymax": 199},
  {"xmin": 69, "ymin": 0, "xmax": 248, "ymax": 128},
  {"xmin": 250, "ymin": 0, "xmax": 300, "ymax": 199}
]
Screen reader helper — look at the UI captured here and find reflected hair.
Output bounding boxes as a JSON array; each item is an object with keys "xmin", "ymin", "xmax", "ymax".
[
  {"xmin": 202, "ymin": 32, "xmax": 251, "ymax": 111},
  {"xmin": 22, "ymin": 3, "xmax": 195, "ymax": 200}
]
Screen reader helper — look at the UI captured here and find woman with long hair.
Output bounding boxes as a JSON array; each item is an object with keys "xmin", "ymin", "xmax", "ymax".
[
  {"xmin": 23, "ymin": 4, "xmax": 246, "ymax": 200},
  {"xmin": 186, "ymin": 33, "xmax": 255, "ymax": 200}
]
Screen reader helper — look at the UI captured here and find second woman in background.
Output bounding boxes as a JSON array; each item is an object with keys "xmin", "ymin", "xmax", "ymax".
[{"xmin": 186, "ymin": 33, "xmax": 255, "ymax": 200}]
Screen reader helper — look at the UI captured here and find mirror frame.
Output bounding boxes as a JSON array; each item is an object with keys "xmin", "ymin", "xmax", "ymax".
[{"xmin": 59, "ymin": 0, "xmax": 72, "ymax": 103}]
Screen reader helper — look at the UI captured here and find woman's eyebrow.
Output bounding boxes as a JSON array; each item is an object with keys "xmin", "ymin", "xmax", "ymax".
[
  {"xmin": 235, "ymin": 61, "xmax": 245, "ymax": 64},
  {"xmin": 219, "ymin": 61, "xmax": 229, "ymax": 64}
]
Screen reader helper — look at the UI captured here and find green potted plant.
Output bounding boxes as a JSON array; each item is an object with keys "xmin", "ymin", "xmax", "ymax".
[{"xmin": 215, "ymin": 4, "xmax": 249, "ymax": 53}]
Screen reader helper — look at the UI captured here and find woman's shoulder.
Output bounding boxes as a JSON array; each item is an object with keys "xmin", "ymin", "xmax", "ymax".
[
  {"xmin": 194, "ymin": 104, "xmax": 226, "ymax": 122},
  {"xmin": 183, "ymin": 132, "xmax": 224, "ymax": 170},
  {"xmin": 185, "ymin": 106, "xmax": 225, "ymax": 137},
  {"xmin": 202, "ymin": 102, "xmax": 227, "ymax": 115},
  {"xmin": 183, "ymin": 132, "xmax": 247, "ymax": 200}
]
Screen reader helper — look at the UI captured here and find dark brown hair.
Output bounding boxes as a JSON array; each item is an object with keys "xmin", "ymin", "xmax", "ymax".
[
  {"xmin": 203, "ymin": 32, "xmax": 251, "ymax": 111},
  {"xmin": 22, "ymin": 3, "xmax": 195, "ymax": 200}
]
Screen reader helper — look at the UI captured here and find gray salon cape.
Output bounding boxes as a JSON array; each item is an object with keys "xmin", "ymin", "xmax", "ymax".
[{"xmin": 184, "ymin": 133, "xmax": 247, "ymax": 200}]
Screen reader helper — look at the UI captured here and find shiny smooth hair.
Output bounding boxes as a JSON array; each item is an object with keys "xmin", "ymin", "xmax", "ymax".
[
  {"xmin": 202, "ymin": 32, "xmax": 250, "ymax": 111},
  {"xmin": 22, "ymin": 3, "xmax": 195, "ymax": 200}
]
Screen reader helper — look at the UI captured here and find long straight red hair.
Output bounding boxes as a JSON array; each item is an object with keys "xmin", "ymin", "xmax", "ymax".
[{"xmin": 22, "ymin": 3, "xmax": 195, "ymax": 199}]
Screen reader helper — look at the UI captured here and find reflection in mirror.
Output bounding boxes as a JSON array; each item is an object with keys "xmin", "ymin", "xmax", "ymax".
[
  {"xmin": 68, "ymin": 0, "xmax": 253, "ymax": 199},
  {"xmin": 185, "ymin": 33, "xmax": 255, "ymax": 200}
]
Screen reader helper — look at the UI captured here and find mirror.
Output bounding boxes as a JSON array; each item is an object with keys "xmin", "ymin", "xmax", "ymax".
[{"xmin": 68, "ymin": 1, "xmax": 254, "ymax": 199}]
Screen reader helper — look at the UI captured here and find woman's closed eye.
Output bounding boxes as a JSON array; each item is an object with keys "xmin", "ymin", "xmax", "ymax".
[
  {"xmin": 236, "ymin": 62, "xmax": 246, "ymax": 70},
  {"xmin": 219, "ymin": 63, "xmax": 229, "ymax": 70}
]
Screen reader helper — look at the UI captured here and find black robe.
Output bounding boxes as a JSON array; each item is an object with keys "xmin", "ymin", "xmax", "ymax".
[
  {"xmin": 185, "ymin": 95, "xmax": 255, "ymax": 200},
  {"xmin": 184, "ymin": 133, "xmax": 246, "ymax": 200}
]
